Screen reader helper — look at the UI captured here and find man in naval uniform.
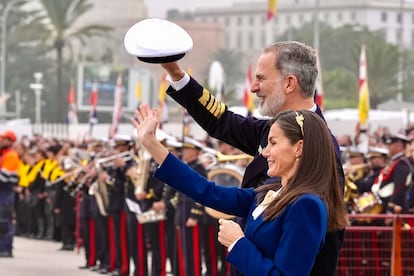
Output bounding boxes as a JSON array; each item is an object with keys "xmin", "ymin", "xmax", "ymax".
[{"xmin": 124, "ymin": 20, "xmax": 345, "ymax": 276}]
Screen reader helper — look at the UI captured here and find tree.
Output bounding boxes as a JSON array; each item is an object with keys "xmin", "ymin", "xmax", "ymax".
[
  {"xmin": 208, "ymin": 48, "xmax": 245, "ymax": 105},
  {"xmin": 0, "ymin": 0, "xmax": 53, "ymax": 121},
  {"xmin": 278, "ymin": 23, "xmax": 404, "ymax": 109},
  {"xmin": 36, "ymin": 0, "xmax": 111, "ymax": 122}
]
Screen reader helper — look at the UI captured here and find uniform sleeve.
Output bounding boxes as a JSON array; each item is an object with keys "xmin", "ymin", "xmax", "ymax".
[
  {"xmin": 167, "ymin": 77, "xmax": 269, "ymax": 155},
  {"xmin": 227, "ymin": 195, "xmax": 327, "ymax": 276}
]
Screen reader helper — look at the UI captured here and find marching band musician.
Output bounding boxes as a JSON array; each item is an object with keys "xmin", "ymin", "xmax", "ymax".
[
  {"xmin": 0, "ymin": 130, "xmax": 20, "ymax": 257},
  {"xmin": 343, "ymin": 147, "xmax": 368, "ymax": 213},
  {"xmin": 81, "ymin": 137, "xmax": 111, "ymax": 274},
  {"xmin": 372, "ymin": 133, "xmax": 412, "ymax": 219},
  {"xmin": 131, "ymin": 148, "xmax": 167, "ymax": 276},
  {"xmin": 152, "ymin": 138, "xmax": 183, "ymax": 276},
  {"xmin": 174, "ymin": 136, "xmax": 209, "ymax": 276},
  {"xmin": 106, "ymin": 134, "xmax": 135, "ymax": 276},
  {"xmin": 355, "ymin": 147, "xmax": 388, "ymax": 195}
]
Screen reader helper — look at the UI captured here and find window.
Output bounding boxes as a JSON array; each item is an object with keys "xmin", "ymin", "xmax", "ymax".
[
  {"xmin": 351, "ymin": 12, "xmax": 356, "ymax": 21},
  {"xmin": 397, "ymin": 13, "xmax": 402, "ymax": 24},
  {"xmin": 381, "ymin": 12, "xmax": 387, "ymax": 22},
  {"xmin": 249, "ymin": 16, "xmax": 254, "ymax": 25}
]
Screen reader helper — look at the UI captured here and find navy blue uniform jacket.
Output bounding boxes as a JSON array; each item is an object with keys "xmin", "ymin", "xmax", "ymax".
[{"xmin": 155, "ymin": 153, "xmax": 328, "ymax": 275}]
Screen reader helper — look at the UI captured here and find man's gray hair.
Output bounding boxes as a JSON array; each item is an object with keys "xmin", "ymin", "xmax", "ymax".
[{"xmin": 264, "ymin": 41, "xmax": 318, "ymax": 98}]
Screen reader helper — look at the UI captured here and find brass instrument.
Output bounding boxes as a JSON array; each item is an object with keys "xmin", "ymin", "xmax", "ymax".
[
  {"xmin": 200, "ymin": 147, "xmax": 249, "ymax": 219},
  {"xmin": 343, "ymin": 163, "xmax": 370, "ymax": 212},
  {"xmin": 126, "ymin": 149, "xmax": 151, "ymax": 196},
  {"xmin": 95, "ymin": 151, "xmax": 134, "ymax": 170},
  {"xmin": 199, "ymin": 147, "xmax": 253, "ymax": 170},
  {"xmin": 89, "ymin": 179, "xmax": 110, "ymax": 216}
]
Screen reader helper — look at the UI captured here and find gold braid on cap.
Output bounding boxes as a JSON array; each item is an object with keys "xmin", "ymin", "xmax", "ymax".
[{"xmin": 295, "ymin": 111, "xmax": 304, "ymax": 137}]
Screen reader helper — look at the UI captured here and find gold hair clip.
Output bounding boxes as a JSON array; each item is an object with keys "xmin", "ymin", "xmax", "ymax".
[{"xmin": 295, "ymin": 112, "xmax": 304, "ymax": 137}]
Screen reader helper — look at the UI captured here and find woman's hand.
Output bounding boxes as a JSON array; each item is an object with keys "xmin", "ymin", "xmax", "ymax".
[
  {"xmin": 130, "ymin": 104, "xmax": 169, "ymax": 165},
  {"xmin": 130, "ymin": 104, "xmax": 158, "ymax": 148},
  {"xmin": 218, "ymin": 219, "xmax": 244, "ymax": 248}
]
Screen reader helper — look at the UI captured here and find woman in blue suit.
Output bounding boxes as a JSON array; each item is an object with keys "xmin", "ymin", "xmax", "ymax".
[{"xmin": 131, "ymin": 104, "xmax": 348, "ymax": 276}]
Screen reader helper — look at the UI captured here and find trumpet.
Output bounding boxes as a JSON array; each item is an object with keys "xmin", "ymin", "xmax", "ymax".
[
  {"xmin": 95, "ymin": 151, "xmax": 134, "ymax": 170},
  {"xmin": 199, "ymin": 147, "xmax": 253, "ymax": 170}
]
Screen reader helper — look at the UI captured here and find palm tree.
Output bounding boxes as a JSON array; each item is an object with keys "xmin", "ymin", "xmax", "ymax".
[{"xmin": 37, "ymin": 0, "xmax": 111, "ymax": 121}]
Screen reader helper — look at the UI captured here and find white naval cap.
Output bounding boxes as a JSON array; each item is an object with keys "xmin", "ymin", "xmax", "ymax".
[{"xmin": 124, "ymin": 18, "xmax": 193, "ymax": 64}]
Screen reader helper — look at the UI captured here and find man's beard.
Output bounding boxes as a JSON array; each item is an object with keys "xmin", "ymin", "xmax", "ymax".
[{"xmin": 259, "ymin": 82, "xmax": 285, "ymax": 117}]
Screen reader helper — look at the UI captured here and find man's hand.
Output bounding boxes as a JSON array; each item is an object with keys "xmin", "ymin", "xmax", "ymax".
[{"xmin": 161, "ymin": 62, "xmax": 185, "ymax": 81}]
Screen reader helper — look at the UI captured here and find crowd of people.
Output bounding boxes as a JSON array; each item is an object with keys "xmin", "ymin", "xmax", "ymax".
[
  {"xmin": 0, "ymin": 36, "xmax": 413, "ymax": 276},
  {"xmin": 3, "ymin": 129, "xmax": 253, "ymax": 276}
]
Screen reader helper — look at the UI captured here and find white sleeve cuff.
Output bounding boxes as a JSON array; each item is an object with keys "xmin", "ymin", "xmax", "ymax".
[
  {"xmin": 166, "ymin": 73, "xmax": 190, "ymax": 91},
  {"xmin": 227, "ymin": 236, "xmax": 243, "ymax": 252}
]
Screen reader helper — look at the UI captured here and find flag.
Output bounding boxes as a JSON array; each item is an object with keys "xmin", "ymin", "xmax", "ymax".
[
  {"xmin": 315, "ymin": 52, "xmax": 324, "ymax": 110},
  {"xmin": 135, "ymin": 79, "xmax": 142, "ymax": 105},
  {"xmin": 89, "ymin": 80, "xmax": 98, "ymax": 125},
  {"xmin": 158, "ymin": 73, "xmax": 168, "ymax": 128},
  {"xmin": 267, "ymin": 0, "xmax": 279, "ymax": 21},
  {"xmin": 358, "ymin": 45, "xmax": 370, "ymax": 127},
  {"xmin": 66, "ymin": 80, "xmax": 78, "ymax": 124},
  {"xmin": 109, "ymin": 74, "xmax": 123, "ymax": 138},
  {"xmin": 243, "ymin": 65, "xmax": 255, "ymax": 115}
]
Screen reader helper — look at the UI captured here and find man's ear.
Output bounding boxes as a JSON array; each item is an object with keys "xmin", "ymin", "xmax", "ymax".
[{"xmin": 285, "ymin": 75, "xmax": 298, "ymax": 94}]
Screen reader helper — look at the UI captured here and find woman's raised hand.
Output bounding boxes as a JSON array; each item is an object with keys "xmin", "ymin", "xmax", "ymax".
[{"xmin": 130, "ymin": 104, "xmax": 159, "ymax": 147}]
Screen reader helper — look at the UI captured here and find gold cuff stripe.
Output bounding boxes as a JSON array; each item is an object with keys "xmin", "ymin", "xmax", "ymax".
[{"xmin": 198, "ymin": 89, "xmax": 226, "ymax": 118}]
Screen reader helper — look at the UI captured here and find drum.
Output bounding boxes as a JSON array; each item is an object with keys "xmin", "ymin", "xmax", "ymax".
[
  {"xmin": 205, "ymin": 164, "xmax": 245, "ymax": 219},
  {"xmin": 353, "ymin": 192, "xmax": 383, "ymax": 214}
]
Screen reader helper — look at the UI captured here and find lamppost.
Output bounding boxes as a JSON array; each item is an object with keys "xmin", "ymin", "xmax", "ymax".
[
  {"xmin": 29, "ymin": 72, "xmax": 43, "ymax": 124},
  {"xmin": 0, "ymin": 0, "xmax": 27, "ymax": 114}
]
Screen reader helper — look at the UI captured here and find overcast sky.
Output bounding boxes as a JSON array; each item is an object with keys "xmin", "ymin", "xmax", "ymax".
[{"xmin": 145, "ymin": 0, "xmax": 263, "ymax": 18}]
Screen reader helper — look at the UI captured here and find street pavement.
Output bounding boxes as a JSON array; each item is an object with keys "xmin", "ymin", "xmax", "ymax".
[{"xmin": 0, "ymin": 236, "xmax": 92, "ymax": 276}]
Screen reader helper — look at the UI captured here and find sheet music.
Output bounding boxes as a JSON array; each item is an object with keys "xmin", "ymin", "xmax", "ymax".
[{"xmin": 125, "ymin": 198, "xmax": 142, "ymax": 214}]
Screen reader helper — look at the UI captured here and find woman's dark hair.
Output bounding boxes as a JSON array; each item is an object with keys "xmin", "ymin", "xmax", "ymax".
[{"xmin": 256, "ymin": 110, "xmax": 348, "ymax": 231}]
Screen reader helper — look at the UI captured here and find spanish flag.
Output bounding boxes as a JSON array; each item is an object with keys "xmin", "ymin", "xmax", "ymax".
[
  {"xmin": 358, "ymin": 45, "xmax": 370, "ymax": 127},
  {"xmin": 267, "ymin": 0, "xmax": 279, "ymax": 21}
]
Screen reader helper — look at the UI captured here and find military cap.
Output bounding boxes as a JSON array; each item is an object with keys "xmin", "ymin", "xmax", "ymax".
[
  {"xmin": 381, "ymin": 132, "xmax": 411, "ymax": 144},
  {"xmin": 113, "ymin": 134, "xmax": 133, "ymax": 147},
  {"xmin": 347, "ymin": 146, "xmax": 365, "ymax": 158},
  {"xmin": 366, "ymin": 147, "xmax": 389, "ymax": 159},
  {"xmin": 181, "ymin": 136, "xmax": 204, "ymax": 150},
  {"xmin": 124, "ymin": 18, "xmax": 193, "ymax": 63},
  {"xmin": 91, "ymin": 137, "xmax": 107, "ymax": 147}
]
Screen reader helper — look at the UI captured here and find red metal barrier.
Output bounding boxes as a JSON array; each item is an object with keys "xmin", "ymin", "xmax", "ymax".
[{"xmin": 337, "ymin": 214, "xmax": 414, "ymax": 276}]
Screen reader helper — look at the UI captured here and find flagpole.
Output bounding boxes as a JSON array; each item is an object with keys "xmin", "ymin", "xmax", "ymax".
[{"xmin": 358, "ymin": 45, "xmax": 370, "ymax": 153}]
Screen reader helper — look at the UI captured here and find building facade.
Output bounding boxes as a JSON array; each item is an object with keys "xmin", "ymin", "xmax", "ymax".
[{"xmin": 191, "ymin": 0, "xmax": 413, "ymax": 62}]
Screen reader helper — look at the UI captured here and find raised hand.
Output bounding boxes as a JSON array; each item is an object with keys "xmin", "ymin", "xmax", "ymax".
[
  {"xmin": 130, "ymin": 104, "xmax": 169, "ymax": 165},
  {"xmin": 130, "ymin": 104, "xmax": 158, "ymax": 148}
]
